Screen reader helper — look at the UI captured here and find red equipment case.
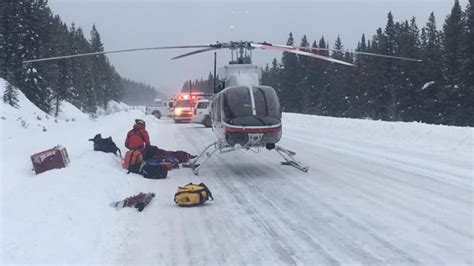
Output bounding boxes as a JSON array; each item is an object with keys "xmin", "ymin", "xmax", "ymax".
[{"xmin": 31, "ymin": 145, "xmax": 70, "ymax": 175}]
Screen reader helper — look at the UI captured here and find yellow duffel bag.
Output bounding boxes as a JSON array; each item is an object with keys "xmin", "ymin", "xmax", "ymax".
[{"xmin": 174, "ymin": 183, "xmax": 213, "ymax": 207}]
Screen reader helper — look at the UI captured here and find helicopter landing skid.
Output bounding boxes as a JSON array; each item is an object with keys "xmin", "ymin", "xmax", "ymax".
[
  {"xmin": 275, "ymin": 145, "xmax": 309, "ymax": 172},
  {"xmin": 189, "ymin": 142, "xmax": 309, "ymax": 175},
  {"xmin": 189, "ymin": 142, "xmax": 221, "ymax": 175}
]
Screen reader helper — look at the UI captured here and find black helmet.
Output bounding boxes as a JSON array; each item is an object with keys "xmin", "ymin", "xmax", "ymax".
[{"xmin": 135, "ymin": 119, "xmax": 145, "ymax": 126}]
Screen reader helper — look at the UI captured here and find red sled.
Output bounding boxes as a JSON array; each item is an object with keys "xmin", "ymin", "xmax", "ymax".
[{"xmin": 31, "ymin": 145, "xmax": 70, "ymax": 175}]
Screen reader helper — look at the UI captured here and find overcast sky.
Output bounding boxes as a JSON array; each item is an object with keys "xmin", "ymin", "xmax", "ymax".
[{"xmin": 48, "ymin": 0, "xmax": 468, "ymax": 95}]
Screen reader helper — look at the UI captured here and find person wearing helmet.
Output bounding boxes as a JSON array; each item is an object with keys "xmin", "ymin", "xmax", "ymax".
[{"xmin": 124, "ymin": 119, "xmax": 151, "ymax": 152}]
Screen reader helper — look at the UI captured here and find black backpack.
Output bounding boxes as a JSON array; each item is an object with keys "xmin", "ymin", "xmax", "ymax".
[
  {"xmin": 89, "ymin": 133, "xmax": 122, "ymax": 156},
  {"xmin": 128, "ymin": 159, "xmax": 168, "ymax": 179},
  {"xmin": 142, "ymin": 145, "xmax": 160, "ymax": 161}
]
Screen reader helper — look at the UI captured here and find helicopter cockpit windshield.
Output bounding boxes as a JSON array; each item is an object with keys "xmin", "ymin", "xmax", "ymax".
[{"xmin": 223, "ymin": 86, "xmax": 281, "ymax": 126}]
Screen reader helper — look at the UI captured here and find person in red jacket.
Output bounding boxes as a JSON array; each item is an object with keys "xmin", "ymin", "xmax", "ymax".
[{"xmin": 125, "ymin": 119, "xmax": 150, "ymax": 152}]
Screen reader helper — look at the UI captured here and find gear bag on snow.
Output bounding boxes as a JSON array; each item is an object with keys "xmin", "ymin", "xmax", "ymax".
[
  {"xmin": 31, "ymin": 145, "xmax": 70, "ymax": 175},
  {"xmin": 89, "ymin": 134, "xmax": 121, "ymax": 156},
  {"xmin": 142, "ymin": 145, "xmax": 160, "ymax": 161},
  {"xmin": 141, "ymin": 159, "xmax": 168, "ymax": 179},
  {"xmin": 128, "ymin": 159, "xmax": 168, "ymax": 179},
  {"xmin": 174, "ymin": 183, "xmax": 213, "ymax": 207},
  {"xmin": 122, "ymin": 150, "xmax": 143, "ymax": 170}
]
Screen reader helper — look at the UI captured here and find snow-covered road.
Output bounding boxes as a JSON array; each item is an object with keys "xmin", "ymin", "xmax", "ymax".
[
  {"xmin": 1, "ymin": 106, "xmax": 473, "ymax": 264},
  {"xmin": 116, "ymin": 114, "xmax": 473, "ymax": 265}
]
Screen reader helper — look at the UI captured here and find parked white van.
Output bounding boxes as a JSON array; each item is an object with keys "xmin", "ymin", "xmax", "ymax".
[{"xmin": 192, "ymin": 99, "xmax": 212, "ymax": 127}]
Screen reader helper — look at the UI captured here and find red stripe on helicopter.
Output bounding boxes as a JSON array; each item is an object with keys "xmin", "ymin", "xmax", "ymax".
[{"xmin": 224, "ymin": 125, "xmax": 282, "ymax": 133}]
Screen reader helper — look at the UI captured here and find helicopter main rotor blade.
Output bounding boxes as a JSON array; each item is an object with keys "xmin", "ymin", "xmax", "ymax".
[
  {"xmin": 252, "ymin": 43, "xmax": 355, "ymax": 66},
  {"xmin": 22, "ymin": 45, "xmax": 212, "ymax": 63},
  {"xmin": 170, "ymin": 47, "xmax": 219, "ymax": 60},
  {"xmin": 281, "ymin": 45, "xmax": 423, "ymax": 63}
]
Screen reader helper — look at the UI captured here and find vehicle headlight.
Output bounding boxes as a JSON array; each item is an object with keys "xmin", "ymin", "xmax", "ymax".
[{"xmin": 174, "ymin": 108, "xmax": 182, "ymax": 116}]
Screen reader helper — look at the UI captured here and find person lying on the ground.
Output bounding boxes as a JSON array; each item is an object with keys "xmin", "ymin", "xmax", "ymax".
[{"xmin": 142, "ymin": 145, "xmax": 196, "ymax": 163}]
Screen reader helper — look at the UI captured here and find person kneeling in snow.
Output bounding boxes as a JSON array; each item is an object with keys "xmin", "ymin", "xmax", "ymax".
[{"xmin": 124, "ymin": 119, "xmax": 150, "ymax": 152}]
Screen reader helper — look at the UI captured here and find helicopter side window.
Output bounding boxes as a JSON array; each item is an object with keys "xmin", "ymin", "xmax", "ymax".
[
  {"xmin": 253, "ymin": 86, "xmax": 281, "ymax": 119},
  {"xmin": 253, "ymin": 87, "xmax": 268, "ymax": 117}
]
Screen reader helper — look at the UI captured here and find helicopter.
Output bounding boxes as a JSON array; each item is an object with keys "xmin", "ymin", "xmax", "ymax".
[{"xmin": 23, "ymin": 41, "xmax": 422, "ymax": 174}]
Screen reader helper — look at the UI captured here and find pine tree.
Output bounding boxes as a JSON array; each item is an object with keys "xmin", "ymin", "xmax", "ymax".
[
  {"xmin": 327, "ymin": 36, "xmax": 348, "ymax": 116},
  {"xmin": 317, "ymin": 36, "xmax": 331, "ymax": 115},
  {"xmin": 45, "ymin": 16, "xmax": 72, "ymax": 117},
  {"xmin": 206, "ymin": 72, "xmax": 214, "ymax": 93},
  {"xmin": 262, "ymin": 58, "xmax": 281, "ymax": 100},
  {"xmin": 442, "ymin": 0, "xmax": 464, "ymax": 86},
  {"xmin": 71, "ymin": 26, "xmax": 95, "ymax": 112},
  {"xmin": 367, "ymin": 28, "xmax": 386, "ymax": 119},
  {"xmin": 461, "ymin": 0, "xmax": 474, "ymax": 125},
  {"xmin": 396, "ymin": 18, "xmax": 423, "ymax": 121},
  {"xmin": 464, "ymin": 0, "xmax": 474, "ymax": 86},
  {"xmin": 0, "ymin": 0, "xmax": 7, "ymax": 78},
  {"xmin": 280, "ymin": 32, "xmax": 299, "ymax": 112},
  {"xmin": 421, "ymin": 13, "xmax": 443, "ymax": 82},
  {"xmin": 351, "ymin": 34, "xmax": 370, "ymax": 118},
  {"xmin": 297, "ymin": 35, "xmax": 311, "ymax": 113},
  {"xmin": 441, "ymin": 0, "xmax": 466, "ymax": 125},
  {"xmin": 90, "ymin": 24, "xmax": 108, "ymax": 110},
  {"xmin": 420, "ymin": 12, "xmax": 444, "ymax": 123},
  {"xmin": 381, "ymin": 12, "xmax": 401, "ymax": 121},
  {"xmin": 2, "ymin": 82, "xmax": 19, "ymax": 107},
  {"xmin": 11, "ymin": 1, "xmax": 51, "ymax": 112},
  {"xmin": 305, "ymin": 40, "xmax": 321, "ymax": 114}
]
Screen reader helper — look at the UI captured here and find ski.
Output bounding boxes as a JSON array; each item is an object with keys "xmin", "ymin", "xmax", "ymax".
[
  {"xmin": 109, "ymin": 199, "xmax": 127, "ymax": 209},
  {"xmin": 109, "ymin": 192, "xmax": 155, "ymax": 212}
]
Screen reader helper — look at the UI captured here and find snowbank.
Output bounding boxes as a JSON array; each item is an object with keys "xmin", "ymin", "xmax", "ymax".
[
  {"xmin": 0, "ymin": 78, "xmax": 146, "ymax": 263},
  {"xmin": 0, "ymin": 79, "xmax": 88, "ymax": 133},
  {"xmin": 283, "ymin": 112, "xmax": 473, "ymax": 157},
  {"xmin": 96, "ymin": 100, "xmax": 135, "ymax": 116},
  {"xmin": 56, "ymin": 101, "xmax": 88, "ymax": 121},
  {"xmin": 0, "ymin": 78, "xmax": 136, "ymax": 133}
]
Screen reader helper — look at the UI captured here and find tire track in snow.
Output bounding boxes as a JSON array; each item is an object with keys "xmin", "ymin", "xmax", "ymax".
[
  {"xmin": 277, "ymin": 134, "xmax": 473, "ymax": 263},
  {"xmin": 225, "ymin": 160, "xmax": 423, "ymax": 265},
  {"xmin": 181, "ymin": 126, "xmax": 299, "ymax": 264},
  {"xmin": 182, "ymin": 123, "xmax": 420, "ymax": 264},
  {"xmin": 171, "ymin": 124, "xmax": 250, "ymax": 264},
  {"xmin": 282, "ymin": 135, "xmax": 473, "ymax": 241},
  {"xmin": 144, "ymin": 120, "xmax": 472, "ymax": 264},
  {"xmin": 182, "ymin": 125, "xmax": 383, "ymax": 264},
  {"xmin": 286, "ymin": 129, "xmax": 472, "ymax": 194}
]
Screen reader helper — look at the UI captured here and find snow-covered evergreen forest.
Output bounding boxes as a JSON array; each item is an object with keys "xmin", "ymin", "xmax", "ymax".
[
  {"xmin": 0, "ymin": 0, "xmax": 160, "ymax": 115},
  {"xmin": 261, "ymin": 0, "xmax": 473, "ymax": 127}
]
